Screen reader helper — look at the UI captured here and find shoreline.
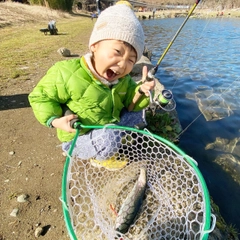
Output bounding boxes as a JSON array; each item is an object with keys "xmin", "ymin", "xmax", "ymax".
[
  {"xmin": 135, "ymin": 8, "xmax": 240, "ymax": 19},
  {"xmin": 1, "ymin": 2, "xmax": 240, "ymax": 29}
]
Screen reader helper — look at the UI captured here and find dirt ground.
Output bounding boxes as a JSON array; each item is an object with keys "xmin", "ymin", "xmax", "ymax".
[
  {"xmin": 0, "ymin": 3, "xmax": 159, "ymax": 240},
  {"xmin": 0, "ymin": 39, "xmax": 74, "ymax": 240},
  {"xmin": 0, "ymin": 106, "xmax": 70, "ymax": 239},
  {"xmin": 0, "ymin": 3, "xmax": 90, "ymax": 240}
]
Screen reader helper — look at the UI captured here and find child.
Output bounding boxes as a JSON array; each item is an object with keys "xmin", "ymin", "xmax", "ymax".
[{"xmin": 29, "ymin": 4, "xmax": 155, "ymax": 170}]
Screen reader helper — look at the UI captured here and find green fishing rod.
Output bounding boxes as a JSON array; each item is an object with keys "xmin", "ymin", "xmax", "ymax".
[{"xmin": 147, "ymin": 0, "xmax": 201, "ymax": 79}]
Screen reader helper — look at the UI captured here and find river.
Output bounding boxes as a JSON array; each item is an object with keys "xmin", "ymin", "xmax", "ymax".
[{"xmin": 141, "ymin": 17, "xmax": 240, "ymax": 235}]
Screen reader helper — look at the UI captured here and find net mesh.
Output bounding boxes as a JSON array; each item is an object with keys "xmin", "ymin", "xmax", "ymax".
[{"xmin": 64, "ymin": 128, "xmax": 210, "ymax": 240}]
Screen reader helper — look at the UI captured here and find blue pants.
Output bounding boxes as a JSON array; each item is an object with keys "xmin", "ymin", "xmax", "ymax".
[{"xmin": 62, "ymin": 109, "xmax": 144, "ymax": 160}]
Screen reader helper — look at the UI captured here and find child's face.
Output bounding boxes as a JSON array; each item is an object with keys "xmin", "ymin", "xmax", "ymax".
[{"xmin": 90, "ymin": 39, "xmax": 137, "ymax": 82}]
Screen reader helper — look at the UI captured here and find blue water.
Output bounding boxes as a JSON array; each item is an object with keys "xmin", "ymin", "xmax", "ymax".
[{"xmin": 141, "ymin": 17, "xmax": 240, "ymax": 234}]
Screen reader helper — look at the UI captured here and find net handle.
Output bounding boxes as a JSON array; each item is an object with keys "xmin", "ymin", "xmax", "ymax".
[
  {"xmin": 61, "ymin": 124, "xmax": 212, "ymax": 240},
  {"xmin": 62, "ymin": 128, "xmax": 80, "ymax": 240}
]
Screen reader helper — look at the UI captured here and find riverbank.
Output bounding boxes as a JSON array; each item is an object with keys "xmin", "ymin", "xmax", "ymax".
[
  {"xmin": 136, "ymin": 8, "xmax": 240, "ymax": 19},
  {"xmin": 1, "ymin": 1, "xmax": 240, "ymax": 29}
]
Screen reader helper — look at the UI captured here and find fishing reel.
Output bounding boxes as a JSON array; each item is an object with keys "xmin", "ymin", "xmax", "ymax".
[
  {"xmin": 145, "ymin": 67, "xmax": 176, "ymax": 114},
  {"xmin": 146, "ymin": 65, "xmax": 176, "ymax": 112},
  {"xmin": 151, "ymin": 89, "xmax": 176, "ymax": 112},
  {"xmin": 135, "ymin": 89, "xmax": 176, "ymax": 130},
  {"xmin": 134, "ymin": 66, "xmax": 177, "ymax": 129}
]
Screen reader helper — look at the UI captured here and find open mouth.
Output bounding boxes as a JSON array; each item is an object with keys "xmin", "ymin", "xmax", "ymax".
[{"xmin": 106, "ymin": 69, "xmax": 117, "ymax": 80}]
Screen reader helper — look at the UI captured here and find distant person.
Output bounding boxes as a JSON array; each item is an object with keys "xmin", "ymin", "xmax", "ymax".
[
  {"xmin": 91, "ymin": 12, "xmax": 97, "ymax": 21},
  {"xmin": 48, "ymin": 20, "xmax": 57, "ymax": 35},
  {"xmin": 96, "ymin": 0, "xmax": 102, "ymax": 15},
  {"xmin": 77, "ymin": 2, "xmax": 81, "ymax": 10},
  {"xmin": 152, "ymin": 8, "xmax": 156, "ymax": 19},
  {"xmin": 29, "ymin": 4, "xmax": 155, "ymax": 170}
]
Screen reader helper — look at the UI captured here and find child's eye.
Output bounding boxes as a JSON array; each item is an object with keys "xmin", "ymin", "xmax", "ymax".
[
  {"xmin": 115, "ymin": 49, "xmax": 121, "ymax": 54},
  {"xmin": 129, "ymin": 57, "xmax": 136, "ymax": 64}
]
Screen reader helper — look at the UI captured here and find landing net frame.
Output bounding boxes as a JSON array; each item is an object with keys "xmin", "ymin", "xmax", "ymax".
[{"xmin": 61, "ymin": 125, "xmax": 215, "ymax": 240}]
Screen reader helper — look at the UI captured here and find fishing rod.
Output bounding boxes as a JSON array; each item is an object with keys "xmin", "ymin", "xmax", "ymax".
[
  {"xmin": 128, "ymin": 0, "xmax": 201, "ymax": 112},
  {"xmin": 147, "ymin": 0, "xmax": 201, "ymax": 78}
]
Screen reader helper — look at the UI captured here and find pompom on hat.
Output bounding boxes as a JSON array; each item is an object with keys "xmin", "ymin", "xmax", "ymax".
[
  {"xmin": 115, "ymin": 0, "xmax": 134, "ymax": 9},
  {"xmin": 89, "ymin": 4, "xmax": 145, "ymax": 62}
]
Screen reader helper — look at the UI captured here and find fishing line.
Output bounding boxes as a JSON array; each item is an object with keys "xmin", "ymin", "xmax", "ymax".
[
  {"xmin": 171, "ymin": 16, "xmax": 212, "ymax": 89},
  {"xmin": 159, "ymin": 0, "xmax": 236, "ymax": 140},
  {"xmin": 129, "ymin": 0, "xmax": 202, "ymax": 111},
  {"xmin": 169, "ymin": 0, "xmax": 221, "ymax": 89},
  {"xmin": 175, "ymin": 76, "xmax": 240, "ymax": 140},
  {"xmin": 145, "ymin": 0, "xmax": 202, "ymax": 80}
]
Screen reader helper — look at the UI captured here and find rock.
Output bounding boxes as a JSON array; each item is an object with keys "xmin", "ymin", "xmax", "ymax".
[
  {"xmin": 34, "ymin": 227, "xmax": 43, "ymax": 237},
  {"xmin": 10, "ymin": 208, "xmax": 19, "ymax": 217},
  {"xmin": 17, "ymin": 194, "xmax": 29, "ymax": 203},
  {"xmin": 132, "ymin": 55, "xmax": 154, "ymax": 77},
  {"xmin": 57, "ymin": 47, "xmax": 71, "ymax": 57},
  {"xmin": 143, "ymin": 47, "xmax": 152, "ymax": 60}
]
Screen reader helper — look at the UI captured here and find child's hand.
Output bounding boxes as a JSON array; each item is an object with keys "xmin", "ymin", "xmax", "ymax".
[
  {"xmin": 51, "ymin": 115, "xmax": 78, "ymax": 133},
  {"xmin": 139, "ymin": 66, "xmax": 156, "ymax": 96}
]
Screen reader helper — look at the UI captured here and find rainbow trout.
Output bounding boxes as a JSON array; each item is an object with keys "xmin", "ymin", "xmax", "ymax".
[{"xmin": 115, "ymin": 167, "xmax": 147, "ymax": 234}]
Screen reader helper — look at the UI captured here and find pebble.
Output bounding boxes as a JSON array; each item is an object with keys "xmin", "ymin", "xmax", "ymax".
[
  {"xmin": 10, "ymin": 208, "xmax": 19, "ymax": 217},
  {"xmin": 9, "ymin": 151, "xmax": 15, "ymax": 155},
  {"xmin": 57, "ymin": 47, "xmax": 71, "ymax": 57},
  {"xmin": 34, "ymin": 226, "xmax": 43, "ymax": 237},
  {"xmin": 17, "ymin": 194, "xmax": 29, "ymax": 203}
]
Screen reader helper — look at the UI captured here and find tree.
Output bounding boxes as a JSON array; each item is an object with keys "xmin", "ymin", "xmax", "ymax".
[{"xmin": 29, "ymin": 0, "xmax": 74, "ymax": 11}]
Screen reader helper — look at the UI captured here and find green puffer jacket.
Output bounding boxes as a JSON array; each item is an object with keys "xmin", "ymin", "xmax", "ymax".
[{"xmin": 29, "ymin": 57, "xmax": 150, "ymax": 142}]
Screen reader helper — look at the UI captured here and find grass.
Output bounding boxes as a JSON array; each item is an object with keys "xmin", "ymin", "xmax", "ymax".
[
  {"xmin": 146, "ymin": 111, "xmax": 182, "ymax": 142},
  {"xmin": 0, "ymin": 3, "xmax": 93, "ymax": 89}
]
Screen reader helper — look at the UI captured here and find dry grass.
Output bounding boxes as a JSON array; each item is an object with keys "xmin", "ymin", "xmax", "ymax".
[
  {"xmin": 0, "ymin": 2, "xmax": 72, "ymax": 28},
  {"xmin": 0, "ymin": 2, "xmax": 93, "ymax": 92}
]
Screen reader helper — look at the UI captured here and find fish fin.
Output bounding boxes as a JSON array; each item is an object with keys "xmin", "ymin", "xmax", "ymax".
[{"xmin": 110, "ymin": 204, "xmax": 118, "ymax": 217}]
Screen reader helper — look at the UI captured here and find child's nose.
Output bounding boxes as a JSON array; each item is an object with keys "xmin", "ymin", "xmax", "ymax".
[{"xmin": 117, "ymin": 59, "xmax": 127, "ymax": 69}]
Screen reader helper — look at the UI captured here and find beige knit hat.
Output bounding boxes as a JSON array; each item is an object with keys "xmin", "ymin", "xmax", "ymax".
[{"xmin": 89, "ymin": 4, "xmax": 145, "ymax": 62}]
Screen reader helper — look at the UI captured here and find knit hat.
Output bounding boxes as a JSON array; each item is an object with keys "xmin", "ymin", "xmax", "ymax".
[{"xmin": 89, "ymin": 4, "xmax": 145, "ymax": 62}]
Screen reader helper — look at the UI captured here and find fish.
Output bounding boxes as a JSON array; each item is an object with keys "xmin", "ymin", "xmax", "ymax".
[{"xmin": 115, "ymin": 167, "xmax": 147, "ymax": 234}]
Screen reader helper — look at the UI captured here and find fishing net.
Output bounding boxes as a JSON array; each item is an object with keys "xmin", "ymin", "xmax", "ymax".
[{"xmin": 62, "ymin": 125, "xmax": 215, "ymax": 240}]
